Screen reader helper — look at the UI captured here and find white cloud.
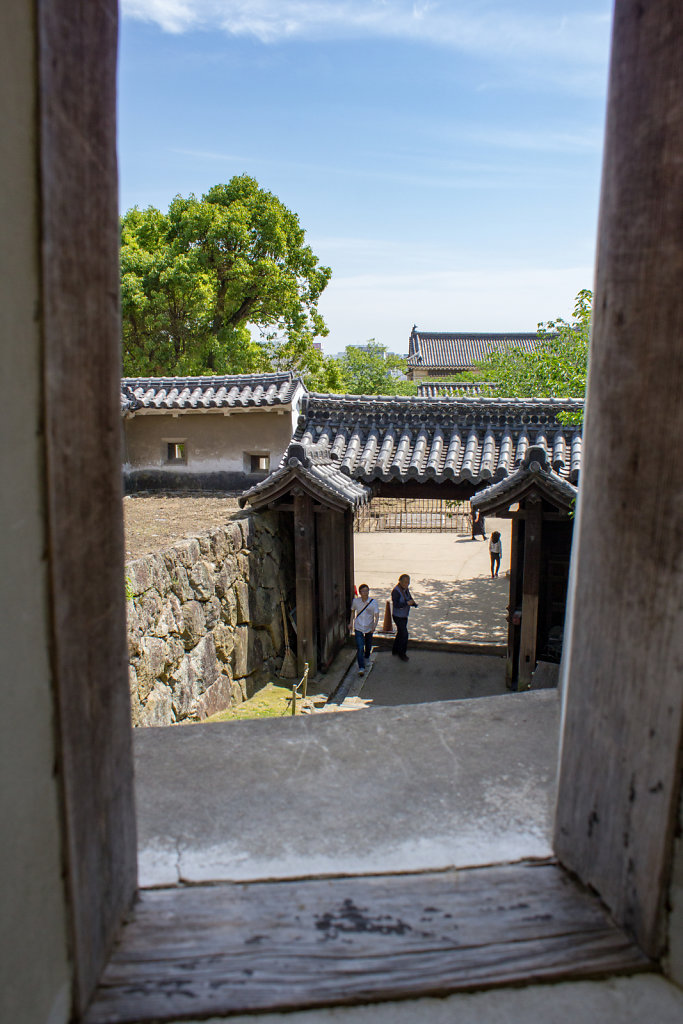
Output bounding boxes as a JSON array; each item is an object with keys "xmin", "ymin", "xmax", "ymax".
[{"xmin": 122, "ymin": 1, "xmax": 611, "ymax": 88}]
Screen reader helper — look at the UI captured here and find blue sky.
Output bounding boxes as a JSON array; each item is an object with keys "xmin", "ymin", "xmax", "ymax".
[{"xmin": 118, "ymin": 1, "xmax": 613, "ymax": 355}]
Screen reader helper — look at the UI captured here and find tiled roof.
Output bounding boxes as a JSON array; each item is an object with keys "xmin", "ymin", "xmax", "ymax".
[
  {"xmin": 292, "ymin": 394, "xmax": 583, "ymax": 486},
  {"xmin": 239, "ymin": 442, "xmax": 371, "ymax": 511},
  {"xmin": 417, "ymin": 382, "xmax": 495, "ymax": 397},
  {"xmin": 121, "ymin": 372, "xmax": 302, "ymax": 413},
  {"xmin": 471, "ymin": 446, "xmax": 577, "ymax": 515},
  {"xmin": 407, "ymin": 330, "xmax": 552, "ymax": 369}
]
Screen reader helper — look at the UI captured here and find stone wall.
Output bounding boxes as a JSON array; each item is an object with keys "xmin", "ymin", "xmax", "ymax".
[{"xmin": 126, "ymin": 511, "xmax": 292, "ymax": 726}]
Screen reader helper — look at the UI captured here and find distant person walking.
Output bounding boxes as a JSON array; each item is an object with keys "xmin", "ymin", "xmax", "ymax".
[
  {"xmin": 472, "ymin": 509, "xmax": 487, "ymax": 540},
  {"xmin": 489, "ymin": 531, "xmax": 502, "ymax": 577},
  {"xmin": 391, "ymin": 573, "xmax": 417, "ymax": 662},
  {"xmin": 349, "ymin": 584, "xmax": 379, "ymax": 676}
]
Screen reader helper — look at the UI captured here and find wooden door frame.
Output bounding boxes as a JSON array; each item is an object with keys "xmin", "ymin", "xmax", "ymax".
[{"xmin": 26, "ymin": 0, "xmax": 683, "ymax": 1015}]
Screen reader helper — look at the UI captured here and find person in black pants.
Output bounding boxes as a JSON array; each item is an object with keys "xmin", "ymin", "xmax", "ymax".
[{"xmin": 391, "ymin": 573, "xmax": 417, "ymax": 662}]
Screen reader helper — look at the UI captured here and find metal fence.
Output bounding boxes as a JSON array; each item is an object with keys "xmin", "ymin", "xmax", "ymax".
[{"xmin": 354, "ymin": 498, "xmax": 471, "ymax": 533}]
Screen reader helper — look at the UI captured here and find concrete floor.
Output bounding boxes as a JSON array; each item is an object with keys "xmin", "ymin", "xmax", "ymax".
[
  {"xmin": 338, "ymin": 649, "xmax": 509, "ymax": 709},
  {"xmin": 354, "ymin": 518, "xmax": 511, "ymax": 644},
  {"xmin": 135, "ymin": 687, "xmax": 558, "ymax": 887}
]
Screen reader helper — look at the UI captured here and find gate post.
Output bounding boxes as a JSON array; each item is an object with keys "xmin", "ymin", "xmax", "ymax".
[{"xmin": 293, "ymin": 488, "xmax": 316, "ymax": 677}]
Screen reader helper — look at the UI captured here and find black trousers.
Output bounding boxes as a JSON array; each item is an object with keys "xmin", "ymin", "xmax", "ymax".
[{"xmin": 392, "ymin": 616, "xmax": 409, "ymax": 656}]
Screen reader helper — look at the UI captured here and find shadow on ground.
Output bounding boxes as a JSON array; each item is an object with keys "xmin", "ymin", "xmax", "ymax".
[
  {"xmin": 405, "ymin": 573, "xmax": 508, "ymax": 644},
  {"xmin": 344, "ymin": 650, "xmax": 510, "ymax": 709}
]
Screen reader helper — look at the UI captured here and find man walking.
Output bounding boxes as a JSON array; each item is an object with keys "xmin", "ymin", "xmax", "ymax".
[
  {"xmin": 349, "ymin": 583, "xmax": 379, "ymax": 676},
  {"xmin": 391, "ymin": 573, "xmax": 417, "ymax": 662}
]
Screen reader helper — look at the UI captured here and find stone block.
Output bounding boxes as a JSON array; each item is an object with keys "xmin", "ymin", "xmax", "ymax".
[
  {"xmin": 170, "ymin": 635, "xmax": 219, "ymax": 719},
  {"xmin": 248, "ymin": 579, "xmax": 278, "ymax": 628},
  {"xmin": 149, "ymin": 553, "xmax": 172, "ymax": 596},
  {"xmin": 209, "ymin": 527, "xmax": 230, "ymax": 563},
  {"xmin": 195, "ymin": 672, "xmax": 233, "ymax": 720},
  {"xmin": 237, "ymin": 551, "xmax": 250, "ymax": 580},
  {"xmin": 126, "ymin": 557, "xmax": 153, "ymax": 597},
  {"xmin": 215, "ymin": 556, "xmax": 238, "ymax": 597},
  {"xmin": 221, "ymin": 588, "xmax": 237, "ymax": 626},
  {"xmin": 188, "ymin": 560, "xmax": 215, "ymax": 601},
  {"xmin": 233, "ymin": 625, "xmax": 249, "ymax": 678},
  {"xmin": 227, "ymin": 521, "xmax": 243, "ymax": 554},
  {"xmin": 239, "ymin": 515, "xmax": 255, "ymax": 549},
  {"xmin": 213, "ymin": 623, "xmax": 235, "ymax": 663},
  {"xmin": 231, "ymin": 678, "xmax": 247, "ymax": 704},
  {"xmin": 204, "ymin": 596, "xmax": 221, "ymax": 630},
  {"xmin": 172, "ymin": 538, "xmax": 201, "ymax": 569},
  {"xmin": 138, "ymin": 681, "xmax": 174, "ymax": 727},
  {"xmin": 137, "ymin": 637, "xmax": 171, "ymax": 702},
  {"xmin": 169, "ymin": 563, "xmax": 194, "ymax": 603},
  {"xmin": 135, "ymin": 590, "xmax": 163, "ymax": 635},
  {"xmin": 235, "ymin": 580, "xmax": 250, "ymax": 624},
  {"xmin": 181, "ymin": 600, "xmax": 206, "ymax": 649},
  {"xmin": 153, "ymin": 595, "xmax": 182, "ymax": 638}
]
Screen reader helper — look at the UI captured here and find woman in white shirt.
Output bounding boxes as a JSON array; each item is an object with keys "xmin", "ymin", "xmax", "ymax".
[
  {"xmin": 489, "ymin": 531, "xmax": 502, "ymax": 578},
  {"xmin": 349, "ymin": 584, "xmax": 379, "ymax": 675}
]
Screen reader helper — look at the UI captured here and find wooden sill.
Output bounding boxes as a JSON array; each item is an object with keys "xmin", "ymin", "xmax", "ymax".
[{"xmin": 85, "ymin": 860, "xmax": 649, "ymax": 1023}]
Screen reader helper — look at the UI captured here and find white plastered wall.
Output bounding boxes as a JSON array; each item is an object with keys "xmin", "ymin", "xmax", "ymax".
[
  {"xmin": 123, "ymin": 408, "xmax": 296, "ymax": 474},
  {"xmin": 0, "ymin": 2, "xmax": 71, "ymax": 1022}
]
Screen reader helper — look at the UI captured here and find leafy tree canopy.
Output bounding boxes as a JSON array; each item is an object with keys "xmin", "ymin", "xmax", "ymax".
[
  {"xmin": 475, "ymin": 289, "xmax": 591, "ymax": 420},
  {"xmin": 322, "ymin": 341, "xmax": 417, "ymax": 395},
  {"xmin": 120, "ymin": 176, "xmax": 331, "ymax": 376}
]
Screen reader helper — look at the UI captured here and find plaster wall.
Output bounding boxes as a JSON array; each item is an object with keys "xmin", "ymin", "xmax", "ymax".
[
  {"xmin": 123, "ymin": 408, "xmax": 297, "ymax": 479},
  {"xmin": 0, "ymin": 2, "xmax": 71, "ymax": 1021}
]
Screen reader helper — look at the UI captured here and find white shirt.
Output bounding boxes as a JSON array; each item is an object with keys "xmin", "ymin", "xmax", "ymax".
[{"xmin": 351, "ymin": 596, "xmax": 379, "ymax": 634}]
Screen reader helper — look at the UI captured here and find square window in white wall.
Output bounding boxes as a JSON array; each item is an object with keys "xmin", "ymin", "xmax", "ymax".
[
  {"xmin": 164, "ymin": 441, "xmax": 187, "ymax": 464},
  {"xmin": 246, "ymin": 452, "xmax": 270, "ymax": 474}
]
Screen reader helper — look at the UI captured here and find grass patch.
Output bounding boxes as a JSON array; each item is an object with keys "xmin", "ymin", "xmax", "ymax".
[{"xmin": 203, "ymin": 681, "xmax": 295, "ymax": 722}]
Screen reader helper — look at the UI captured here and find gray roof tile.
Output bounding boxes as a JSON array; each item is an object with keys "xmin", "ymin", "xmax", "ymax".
[
  {"xmin": 121, "ymin": 372, "xmax": 301, "ymax": 413},
  {"xmin": 292, "ymin": 394, "xmax": 583, "ymax": 486},
  {"xmin": 471, "ymin": 445, "xmax": 578, "ymax": 515}
]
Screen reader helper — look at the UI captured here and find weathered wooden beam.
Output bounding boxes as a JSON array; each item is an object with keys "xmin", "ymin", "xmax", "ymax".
[
  {"xmin": 555, "ymin": 0, "xmax": 683, "ymax": 959},
  {"xmin": 38, "ymin": 0, "xmax": 137, "ymax": 1011},
  {"xmin": 85, "ymin": 862, "xmax": 648, "ymax": 1024},
  {"xmin": 518, "ymin": 501, "xmax": 542, "ymax": 690},
  {"xmin": 293, "ymin": 489, "xmax": 317, "ymax": 677}
]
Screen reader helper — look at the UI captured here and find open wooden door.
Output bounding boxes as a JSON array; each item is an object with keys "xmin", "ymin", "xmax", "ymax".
[{"xmin": 316, "ymin": 509, "xmax": 348, "ymax": 670}]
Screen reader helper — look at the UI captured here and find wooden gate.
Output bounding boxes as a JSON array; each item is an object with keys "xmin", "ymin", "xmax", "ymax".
[{"xmin": 315, "ymin": 509, "xmax": 347, "ymax": 669}]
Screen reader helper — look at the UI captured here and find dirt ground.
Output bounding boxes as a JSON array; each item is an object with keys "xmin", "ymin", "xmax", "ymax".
[{"xmin": 123, "ymin": 493, "xmax": 242, "ymax": 562}]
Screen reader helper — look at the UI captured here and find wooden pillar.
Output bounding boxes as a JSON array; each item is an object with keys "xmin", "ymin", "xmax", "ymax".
[
  {"xmin": 555, "ymin": 0, "xmax": 683, "ymax": 960},
  {"xmin": 38, "ymin": 0, "xmax": 138, "ymax": 1013},
  {"xmin": 505, "ymin": 517, "xmax": 520, "ymax": 689},
  {"xmin": 345, "ymin": 509, "xmax": 355, "ymax": 610},
  {"xmin": 518, "ymin": 501, "xmax": 542, "ymax": 690},
  {"xmin": 293, "ymin": 488, "xmax": 317, "ymax": 677}
]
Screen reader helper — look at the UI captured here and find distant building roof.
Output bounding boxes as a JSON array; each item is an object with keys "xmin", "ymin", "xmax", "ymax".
[
  {"xmin": 416, "ymin": 382, "xmax": 495, "ymax": 398},
  {"xmin": 407, "ymin": 329, "xmax": 552, "ymax": 370},
  {"xmin": 121, "ymin": 372, "xmax": 302, "ymax": 414}
]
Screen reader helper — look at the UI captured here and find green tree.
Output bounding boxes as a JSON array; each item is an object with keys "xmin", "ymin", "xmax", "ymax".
[
  {"xmin": 333, "ymin": 341, "xmax": 417, "ymax": 395},
  {"xmin": 120, "ymin": 176, "xmax": 332, "ymax": 376},
  {"xmin": 476, "ymin": 290, "xmax": 591, "ymax": 417}
]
